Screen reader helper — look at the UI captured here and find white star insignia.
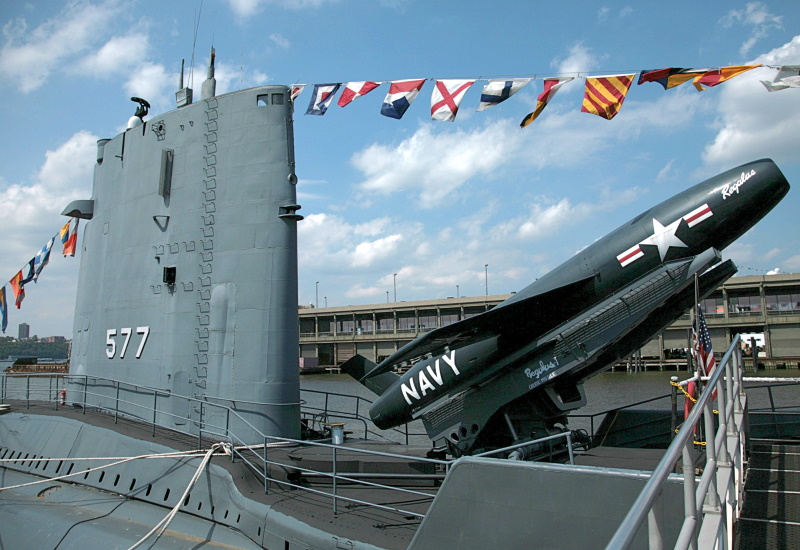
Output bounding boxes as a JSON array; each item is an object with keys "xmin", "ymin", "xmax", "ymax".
[{"xmin": 640, "ymin": 218, "xmax": 688, "ymax": 260}]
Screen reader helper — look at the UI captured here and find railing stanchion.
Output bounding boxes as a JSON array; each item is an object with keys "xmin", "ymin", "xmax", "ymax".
[
  {"xmin": 264, "ymin": 436, "xmax": 269, "ymax": 495},
  {"xmin": 26, "ymin": 375, "xmax": 30, "ymax": 409},
  {"xmin": 702, "ymin": 401, "xmax": 720, "ymax": 512},
  {"xmin": 152, "ymin": 390, "xmax": 157, "ymax": 436},
  {"xmin": 670, "ymin": 376, "xmax": 679, "ymax": 439},
  {"xmin": 83, "ymin": 375, "xmax": 87, "ymax": 414},
  {"xmin": 332, "ymin": 445, "xmax": 338, "ymax": 515},
  {"xmin": 115, "ymin": 380, "xmax": 120, "ymax": 424},
  {"xmin": 198, "ymin": 401, "xmax": 204, "ymax": 450},
  {"xmin": 682, "ymin": 439, "xmax": 698, "ymax": 549},
  {"xmin": 647, "ymin": 491, "xmax": 665, "ymax": 550},
  {"xmin": 567, "ymin": 432, "xmax": 574, "ymax": 465}
]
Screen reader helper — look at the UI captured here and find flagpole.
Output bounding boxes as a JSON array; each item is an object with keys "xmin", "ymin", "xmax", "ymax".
[{"xmin": 693, "ymin": 273, "xmax": 703, "ymax": 392}]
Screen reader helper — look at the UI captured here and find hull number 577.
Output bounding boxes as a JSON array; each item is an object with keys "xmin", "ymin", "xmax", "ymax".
[{"xmin": 106, "ymin": 327, "xmax": 150, "ymax": 359}]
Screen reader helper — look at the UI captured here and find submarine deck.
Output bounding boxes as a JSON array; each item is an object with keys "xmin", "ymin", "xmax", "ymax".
[
  {"xmin": 0, "ymin": 399, "xmax": 683, "ymax": 549},
  {"xmin": 1, "ymin": 400, "xmax": 436, "ymax": 549},
  {"xmin": 0, "ymin": 380, "xmax": 788, "ymax": 549}
]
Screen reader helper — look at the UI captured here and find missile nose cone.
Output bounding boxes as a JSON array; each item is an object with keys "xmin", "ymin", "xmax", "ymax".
[
  {"xmin": 707, "ymin": 159, "xmax": 790, "ymax": 251},
  {"xmin": 754, "ymin": 159, "xmax": 790, "ymax": 203}
]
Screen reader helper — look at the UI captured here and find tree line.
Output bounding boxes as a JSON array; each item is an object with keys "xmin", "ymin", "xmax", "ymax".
[{"xmin": 0, "ymin": 337, "xmax": 69, "ymax": 361}]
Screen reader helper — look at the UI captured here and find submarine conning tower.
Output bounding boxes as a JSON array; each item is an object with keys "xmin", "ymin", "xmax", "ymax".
[{"xmin": 64, "ymin": 79, "xmax": 303, "ymax": 444}]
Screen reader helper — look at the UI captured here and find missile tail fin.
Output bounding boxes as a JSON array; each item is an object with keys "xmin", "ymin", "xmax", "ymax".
[{"xmin": 341, "ymin": 354, "xmax": 400, "ymax": 396}]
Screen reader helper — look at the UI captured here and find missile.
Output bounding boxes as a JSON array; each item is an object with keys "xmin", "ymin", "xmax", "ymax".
[{"xmin": 342, "ymin": 159, "xmax": 790, "ymax": 454}]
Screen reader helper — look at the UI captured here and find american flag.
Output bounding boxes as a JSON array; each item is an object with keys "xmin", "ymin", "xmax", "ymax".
[
  {"xmin": 685, "ymin": 305, "xmax": 717, "ymax": 419},
  {"xmin": 693, "ymin": 306, "xmax": 716, "ymax": 378}
]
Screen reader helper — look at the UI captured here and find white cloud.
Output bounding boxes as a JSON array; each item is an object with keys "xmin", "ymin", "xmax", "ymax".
[
  {"xmin": 213, "ymin": 61, "xmax": 269, "ymax": 95},
  {"xmin": 724, "ymin": 242, "xmax": 792, "ymax": 273},
  {"xmin": 269, "ymin": 33, "xmax": 290, "ymax": 49},
  {"xmin": 124, "ymin": 62, "xmax": 174, "ymax": 114},
  {"xmin": 225, "ymin": 0, "xmax": 340, "ymax": 19},
  {"xmin": 298, "ymin": 213, "xmax": 415, "ymax": 272},
  {"xmin": 350, "ymin": 76, "xmax": 701, "ymax": 210},
  {"xmin": 345, "ymin": 283, "xmax": 385, "ymax": 299},
  {"xmin": 720, "ymin": 2, "xmax": 783, "ymax": 56},
  {"xmin": 0, "ymin": 131, "xmax": 97, "ymax": 255},
  {"xmin": 656, "ymin": 159, "xmax": 676, "ymax": 183},
  {"xmin": 763, "ymin": 248, "xmax": 782, "ymax": 262},
  {"xmin": 784, "ymin": 255, "xmax": 800, "ymax": 271},
  {"xmin": 552, "ymin": 42, "xmax": 602, "ymax": 76},
  {"xmin": 701, "ymin": 35, "xmax": 800, "ymax": 171},
  {"xmin": 0, "ymin": 131, "xmax": 97, "ymax": 336},
  {"xmin": 0, "ymin": 1, "xmax": 123, "ymax": 92},
  {"xmin": 724, "ymin": 242, "xmax": 756, "ymax": 265},
  {"xmin": 352, "ymin": 234, "xmax": 403, "ymax": 267},
  {"xmin": 77, "ymin": 33, "xmax": 150, "ymax": 77},
  {"xmin": 119, "ymin": 55, "xmax": 269, "ymax": 118},
  {"xmin": 352, "ymin": 120, "xmax": 521, "ymax": 208},
  {"xmin": 489, "ymin": 187, "xmax": 639, "ymax": 243},
  {"xmin": 598, "ymin": 6, "xmax": 632, "ymax": 21}
]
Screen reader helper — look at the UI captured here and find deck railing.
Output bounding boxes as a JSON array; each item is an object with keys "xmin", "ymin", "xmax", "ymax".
[
  {"xmin": 606, "ymin": 334, "xmax": 747, "ymax": 550},
  {"xmin": 0, "ymin": 371, "xmax": 587, "ymax": 524},
  {"xmin": 0, "ymin": 372, "xmax": 447, "ymax": 520}
]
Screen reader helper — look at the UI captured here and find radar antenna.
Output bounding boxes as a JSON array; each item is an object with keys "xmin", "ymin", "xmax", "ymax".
[
  {"xmin": 131, "ymin": 97, "xmax": 150, "ymax": 118},
  {"xmin": 127, "ymin": 97, "xmax": 151, "ymax": 129}
]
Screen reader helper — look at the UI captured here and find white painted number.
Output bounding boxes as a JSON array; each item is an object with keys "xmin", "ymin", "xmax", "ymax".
[
  {"xmin": 119, "ymin": 327, "xmax": 132, "ymax": 358},
  {"xmin": 106, "ymin": 329, "xmax": 117, "ymax": 359},
  {"xmin": 106, "ymin": 326, "xmax": 150, "ymax": 359},
  {"xmin": 136, "ymin": 326, "xmax": 150, "ymax": 359}
]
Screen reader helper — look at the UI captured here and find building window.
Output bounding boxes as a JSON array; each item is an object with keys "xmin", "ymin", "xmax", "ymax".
[
  {"xmin": 355, "ymin": 317, "xmax": 373, "ymax": 334},
  {"xmin": 317, "ymin": 317, "xmax": 334, "ymax": 337},
  {"xmin": 766, "ymin": 291, "xmax": 800, "ymax": 314},
  {"xmin": 397, "ymin": 314, "xmax": 416, "ymax": 333},
  {"xmin": 441, "ymin": 312, "xmax": 460, "ymax": 327},
  {"xmin": 377, "ymin": 316, "xmax": 395, "ymax": 333},
  {"xmin": 418, "ymin": 312, "xmax": 437, "ymax": 332},
  {"xmin": 700, "ymin": 296, "xmax": 725, "ymax": 316},
  {"xmin": 728, "ymin": 294, "xmax": 761, "ymax": 316}
]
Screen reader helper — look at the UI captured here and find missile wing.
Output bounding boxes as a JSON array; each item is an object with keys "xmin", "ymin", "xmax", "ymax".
[{"xmin": 343, "ymin": 159, "xmax": 790, "ymax": 455}]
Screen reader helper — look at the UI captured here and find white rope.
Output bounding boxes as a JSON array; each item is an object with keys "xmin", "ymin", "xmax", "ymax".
[
  {"xmin": 126, "ymin": 442, "xmax": 228, "ymax": 550},
  {"xmin": 0, "ymin": 450, "xmax": 207, "ymax": 464},
  {"xmin": 0, "ymin": 449, "xmax": 210, "ymax": 492}
]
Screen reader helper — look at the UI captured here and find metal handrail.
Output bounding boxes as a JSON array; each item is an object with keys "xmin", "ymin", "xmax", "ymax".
[
  {"xmin": 0, "ymin": 371, "xmax": 446, "ymax": 520},
  {"xmin": 605, "ymin": 334, "xmax": 746, "ymax": 550}
]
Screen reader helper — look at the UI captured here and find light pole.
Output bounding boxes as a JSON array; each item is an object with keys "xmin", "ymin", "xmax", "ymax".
[
  {"xmin": 393, "ymin": 273, "xmax": 397, "ymax": 302},
  {"xmin": 456, "ymin": 284, "xmax": 460, "ymax": 298},
  {"xmin": 484, "ymin": 264, "xmax": 488, "ymax": 297},
  {"xmin": 324, "ymin": 296, "xmax": 327, "ymax": 307},
  {"xmin": 386, "ymin": 290, "xmax": 389, "ymax": 303},
  {"xmin": 316, "ymin": 281, "xmax": 319, "ymax": 308}
]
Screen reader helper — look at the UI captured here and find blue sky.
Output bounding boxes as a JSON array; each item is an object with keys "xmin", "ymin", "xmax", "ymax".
[{"xmin": 1, "ymin": 0, "xmax": 799, "ymax": 338}]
